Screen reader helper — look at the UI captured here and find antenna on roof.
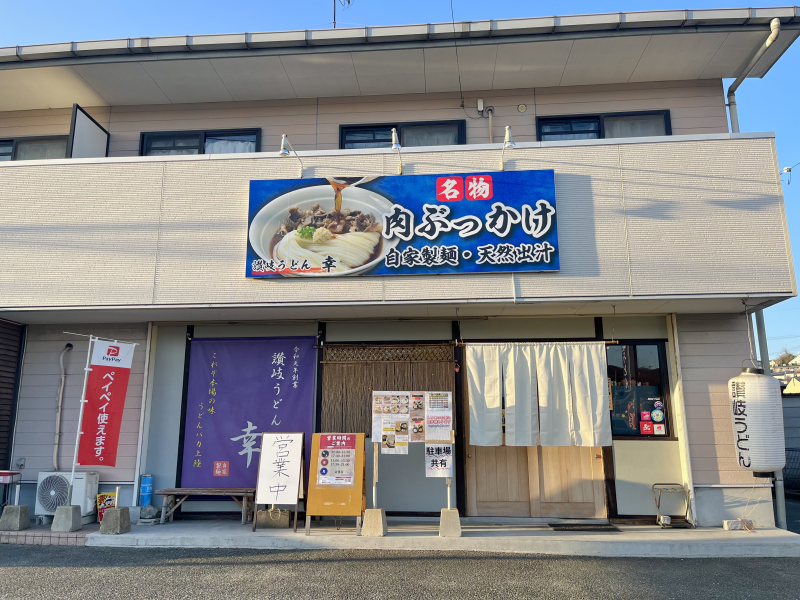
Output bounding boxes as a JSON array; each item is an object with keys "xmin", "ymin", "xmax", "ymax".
[{"xmin": 334, "ymin": 0, "xmax": 352, "ymax": 29}]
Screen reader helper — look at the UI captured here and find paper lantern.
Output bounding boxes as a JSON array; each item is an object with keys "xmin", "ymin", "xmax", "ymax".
[{"xmin": 729, "ymin": 368, "xmax": 785, "ymax": 472}]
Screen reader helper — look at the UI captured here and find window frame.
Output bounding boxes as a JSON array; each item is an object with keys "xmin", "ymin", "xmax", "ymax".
[
  {"xmin": 0, "ymin": 135, "xmax": 70, "ymax": 161},
  {"xmin": 339, "ymin": 120, "xmax": 467, "ymax": 150},
  {"xmin": 607, "ymin": 339, "xmax": 676, "ymax": 441},
  {"xmin": 536, "ymin": 110, "xmax": 672, "ymax": 142},
  {"xmin": 139, "ymin": 128, "xmax": 262, "ymax": 157}
]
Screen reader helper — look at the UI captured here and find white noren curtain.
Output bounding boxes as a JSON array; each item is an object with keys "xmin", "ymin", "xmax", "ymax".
[
  {"xmin": 466, "ymin": 344, "xmax": 502, "ymax": 446},
  {"xmin": 467, "ymin": 342, "xmax": 611, "ymax": 447},
  {"xmin": 501, "ymin": 344, "xmax": 540, "ymax": 446}
]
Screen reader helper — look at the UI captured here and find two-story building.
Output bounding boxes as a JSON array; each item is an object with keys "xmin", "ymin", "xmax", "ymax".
[{"xmin": 0, "ymin": 7, "xmax": 797, "ymax": 528}]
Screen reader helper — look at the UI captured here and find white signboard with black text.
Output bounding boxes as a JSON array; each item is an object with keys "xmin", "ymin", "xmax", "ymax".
[{"xmin": 255, "ymin": 432, "xmax": 304, "ymax": 505}]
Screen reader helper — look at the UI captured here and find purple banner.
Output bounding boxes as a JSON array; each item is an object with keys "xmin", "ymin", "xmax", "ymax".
[{"xmin": 180, "ymin": 337, "xmax": 316, "ymax": 489}]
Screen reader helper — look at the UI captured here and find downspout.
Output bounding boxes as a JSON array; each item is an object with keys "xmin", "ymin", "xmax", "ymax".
[
  {"xmin": 754, "ymin": 309, "xmax": 788, "ymax": 530},
  {"xmin": 727, "ymin": 18, "xmax": 780, "ymax": 133},
  {"xmin": 53, "ymin": 343, "xmax": 73, "ymax": 471},
  {"xmin": 486, "ymin": 107, "xmax": 494, "ymax": 144}
]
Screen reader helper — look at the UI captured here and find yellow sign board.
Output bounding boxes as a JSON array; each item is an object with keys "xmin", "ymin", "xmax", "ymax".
[{"xmin": 306, "ymin": 433, "xmax": 366, "ymax": 517}]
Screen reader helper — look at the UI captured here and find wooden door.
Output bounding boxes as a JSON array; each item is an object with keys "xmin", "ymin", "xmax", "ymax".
[
  {"xmin": 466, "ymin": 445, "xmax": 532, "ymax": 517},
  {"xmin": 533, "ymin": 446, "xmax": 606, "ymax": 518}
]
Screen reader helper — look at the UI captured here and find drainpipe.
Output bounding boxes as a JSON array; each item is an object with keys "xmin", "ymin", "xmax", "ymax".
[
  {"xmin": 727, "ymin": 18, "xmax": 780, "ymax": 133},
  {"xmin": 53, "ymin": 343, "xmax": 73, "ymax": 471},
  {"xmin": 754, "ymin": 308, "xmax": 788, "ymax": 530}
]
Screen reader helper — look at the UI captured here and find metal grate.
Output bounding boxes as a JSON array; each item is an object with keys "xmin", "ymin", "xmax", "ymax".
[
  {"xmin": 785, "ymin": 448, "xmax": 800, "ymax": 490},
  {"xmin": 322, "ymin": 344, "xmax": 455, "ymax": 363}
]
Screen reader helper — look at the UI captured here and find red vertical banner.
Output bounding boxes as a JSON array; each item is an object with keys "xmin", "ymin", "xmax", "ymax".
[{"xmin": 77, "ymin": 340, "xmax": 135, "ymax": 467}]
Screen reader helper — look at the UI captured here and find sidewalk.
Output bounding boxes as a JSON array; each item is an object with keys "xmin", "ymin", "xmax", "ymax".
[{"xmin": 86, "ymin": 518, "xmax": 800, "ymax": 558}]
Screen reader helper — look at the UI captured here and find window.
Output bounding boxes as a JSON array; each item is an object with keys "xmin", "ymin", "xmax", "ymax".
[
  {"xmin": 0, "ymin": 137, "xmax": 68, "ymax": 161},
  {"xmin": 140, "ymin": 129, "xmax": 260, "ymax": 156},
  {"xmin": 340, "ymin": 121, "xmax": 465, "ymax": 150},
  {"xmin": 538, "ymin": 111, "xmax": 670, "ymax": 142},
  {"xmin": 607, "ymin": 343, "xmax": 670, "ymax": 437}
]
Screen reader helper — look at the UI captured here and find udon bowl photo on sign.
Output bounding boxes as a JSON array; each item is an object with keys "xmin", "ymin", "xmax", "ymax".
[{"xmin": 247, "ymin": 170, "xmax": 560, "ymax": 278}]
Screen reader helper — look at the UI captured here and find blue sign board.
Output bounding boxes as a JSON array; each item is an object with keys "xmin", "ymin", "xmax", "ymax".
[{"xmin": 247, "ymin": 170, "xmax": 558, "ymax": 278}]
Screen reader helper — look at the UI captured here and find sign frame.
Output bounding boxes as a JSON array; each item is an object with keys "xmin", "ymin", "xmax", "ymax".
[{"xmin": 254, "ymin": 432, "xmax": 305, "ymax": 533}]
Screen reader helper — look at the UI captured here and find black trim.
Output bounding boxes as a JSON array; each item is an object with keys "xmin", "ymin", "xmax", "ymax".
[
  {"xmin": 452, "ymin": 320, "xmax": 466, "ymax": 516},
  {"xmin": 175, "ymin": 325, "xmax": 194, "ymax": 491},
  {"xmin": 314, "ymin": 323, "xmax": 326, "ymax": 435},
  {"xmin": 139, "ymin": 128, "xmax": 262, "ymax": 156},
  {"xmin": 594, "ymin": 317, "xmax": 604, "ymax": 340},
  {"xmin": 602, "ymin": 445, "xmax": 618, "ymax": 518},
  {"xmin": 339, "ymin": 120, "xmax": 466, "ymax": 150},
  {"xmin": 66, "ymin": 103, "xmax": 110, "ymax": 159},
  {"xmin": 536, "ymin": 110, "xmax": 671, "ymax": 141}
]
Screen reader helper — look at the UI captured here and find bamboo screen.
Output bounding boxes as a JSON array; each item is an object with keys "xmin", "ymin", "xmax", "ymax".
[{"xmin": 321, "ymin": 344, "xmax": 456, "ymax": 434}]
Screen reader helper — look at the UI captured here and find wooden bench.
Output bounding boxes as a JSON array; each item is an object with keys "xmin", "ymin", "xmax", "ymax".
[{"xmin": 155, "ymin": 488, "xmax": 256, "ymax": 525}]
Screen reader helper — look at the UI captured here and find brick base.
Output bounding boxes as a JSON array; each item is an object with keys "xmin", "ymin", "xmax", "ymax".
[{"xmin": 0, "ymin": 524, "xmax": 100, "ymax": 546}]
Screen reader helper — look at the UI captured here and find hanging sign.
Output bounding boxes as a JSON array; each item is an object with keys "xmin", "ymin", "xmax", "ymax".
[
  {"xmin": 77, "ymin": 340, "xmax": 135, "ymax": 467},
  {"xmin": 180, "ymin": 337, "xmax": 316, "ymax": 488},
  {"xmin": 247, "ymin": 170, "xmax": 559, "ymax": 278},
  {"xmin": 425, "ymin": 445, "xmax": 454, "ymax": 478},
  {"xmin": 255, "ymin": 433, "xmax": 304, "ymax": 505},
  {"xmin": 317, "ymin": 434, "xmax": 357, "ymax": 486}
]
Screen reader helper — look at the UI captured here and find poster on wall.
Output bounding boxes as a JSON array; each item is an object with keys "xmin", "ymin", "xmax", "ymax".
[
  {"xmin": 316, "ymin": 434, "xmax": 357, "ymax": 486},
  {"xmin": 77, "ymin": 340, "xmax": 136, "ymax": 467},
  {"xmin": 179, "ymin": 337, "xmax": 316, "ymax": 489},
  {"xmin": 425, "ymin": 445, "xmax": 454, "ymax": 478},
  {"xmin": 247, "ymin": 170, "xmax": 559, "ymax": 278},
  {"xmin": 255, "ymin": 433, "xmax": 304, "ymax": 505},
  {"xmin": 381, "ymin": 415, "xmax": 409, "ymax": 455},
  {"xmin": 410, "ymin": 392, "xmax": 425, "ymax": 443},
  {"xmin": 371, "ymin": 391, "xmax": 410, "ymax": 438},
  {"xmin": 424, "ymin": 391, "xmax": 453, "ymax": 442}
]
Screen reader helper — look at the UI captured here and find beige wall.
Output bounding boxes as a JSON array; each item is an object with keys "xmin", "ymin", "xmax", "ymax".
[
  {"xmin": 0, "ymin": 136, "xmax": 790, "ymax": 312},
  {"xmin": 0, "ymin": 80, "xmax": 727, "ymax": 156},
  {"xmin": 677, "ymin": 313, "xmax": 755, "ymax": 485},
  {"xmin": 11, "ymin": 324, "xmax": 147, "ymax": 483}
]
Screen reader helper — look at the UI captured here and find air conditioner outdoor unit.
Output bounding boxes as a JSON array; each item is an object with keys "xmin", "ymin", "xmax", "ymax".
[{"xmin": 35, "ymin": 471, "xmax": 99, "ymax": 517}]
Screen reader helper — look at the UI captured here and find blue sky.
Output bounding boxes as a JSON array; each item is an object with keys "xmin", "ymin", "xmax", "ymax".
[{"xmin": 1, "ymin": 0, "xmax": 797, "ymax": 357}]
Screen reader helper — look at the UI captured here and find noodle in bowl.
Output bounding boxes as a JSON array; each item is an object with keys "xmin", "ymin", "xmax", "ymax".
[{"xmin": 248, "ymin": 185, "xmax": 399, "ymax": 277}]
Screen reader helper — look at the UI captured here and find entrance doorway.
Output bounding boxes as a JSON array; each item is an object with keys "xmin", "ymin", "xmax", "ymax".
[{"xmin": 463, "ymin": 396, "xmax": 607, "ymax": 518}]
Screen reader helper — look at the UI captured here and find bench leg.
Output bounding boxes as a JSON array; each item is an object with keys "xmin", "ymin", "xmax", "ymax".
[{"xmin": 160, "ymin": 495, "xmax": 168, "ymax": 525}]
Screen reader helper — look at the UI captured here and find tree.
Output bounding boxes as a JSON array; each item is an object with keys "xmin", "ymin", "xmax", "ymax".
[{"xmin": 775, "ymin": 348, "xmax": 796, "ymax": 366}]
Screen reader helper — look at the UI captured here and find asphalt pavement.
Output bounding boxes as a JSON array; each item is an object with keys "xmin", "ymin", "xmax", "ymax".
[{"xmin": 1, "ymin": 544, "xmax": 800, "ymax": 600}]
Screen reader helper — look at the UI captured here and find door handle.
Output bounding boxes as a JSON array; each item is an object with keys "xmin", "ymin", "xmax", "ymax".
[{"xmin": 468, "ymin": 454, "xmax": 472, "ymax": 458}]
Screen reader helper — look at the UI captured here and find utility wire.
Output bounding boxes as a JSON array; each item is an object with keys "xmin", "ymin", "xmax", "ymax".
[{"xmin": 450, "ymin": 0, "xmax": 482, "ymax": 120}]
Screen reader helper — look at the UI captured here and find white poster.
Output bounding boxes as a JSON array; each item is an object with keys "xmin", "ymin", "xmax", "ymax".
[
  {"xmin": 425, "ymin": 444, "xmax": 454, "ymax": 477},
  {"xmin": 424, "ymin": 391, "xmax": 453, "ymax": 442},
  {"xmin": 372, "ymin": 391, "xmax": 410, "ymax": 439},
  {"xmin": 255, "ymin": 433, "xmax": 303, "ymax": 505},
  {"xmin": 381, "ymin": 416, "xmax": 409, "ymax": 455}
]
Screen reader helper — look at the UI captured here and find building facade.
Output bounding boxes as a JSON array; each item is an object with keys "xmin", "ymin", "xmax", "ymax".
[{"xmin": 0, "ymin": 8, "xmax": 797, "ymax": 527}]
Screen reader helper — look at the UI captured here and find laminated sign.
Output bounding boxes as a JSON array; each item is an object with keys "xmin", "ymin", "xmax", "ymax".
[
  {"xmin": 317, "ymin": 434, "xmax": 357, "ymax": 486},
  {"xmin": 77, "ymin": 340, "xmax": 135, "ymax": 467},
  {"xmin": 425, "ymin": 392, "xmax": 453, "ymax": 442}
]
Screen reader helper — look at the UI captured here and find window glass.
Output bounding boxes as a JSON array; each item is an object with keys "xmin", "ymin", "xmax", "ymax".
[
  {"xmin": 343, "ymin": 127, "xmax": 394, "ymax": 149},
  {"xmin": 604, "ymin": 114, "xmax": 666, "ymax": 139},
  {"xmin": 204, "ymin": 133, "xmax": 257, "ymax": 154},
  {"xmin": 14, "ymin": 139, "xmax": 67, "ymax": 160},
  {"xmin": 539, "ymin": 118, "xmax": 600, "ymax": 141},
  {"xmin": 607, "ymin": 344, "xmax": 668, "ymax": 437},
  {"xmin": 0, "ymin": 141, "xmax": 12, "ymax": 161},
  {"xmin": 145, "ymin": 134, "xmax": 201, "ymax": 156},
  {"xmin": 401, "ymin": 124, "xmax": 459, "ymax": 147}
]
